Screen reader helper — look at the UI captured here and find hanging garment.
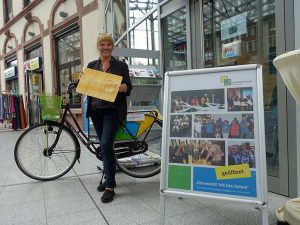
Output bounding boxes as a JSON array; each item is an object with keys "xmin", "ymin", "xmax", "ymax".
[
  {"xmin": 14, "ymin": 96, "xmax": 21, "ymax": 130},
  {"xmin": 0, "ymin": 95, "xmax": 4, "ymax": 121},
  {"xmin": 10, "ymin": 95, "xmax": 15, "ymax": 113},
  {"xmin": 20, "ymin": 96, "xmax": 27, "ymax": 129}
]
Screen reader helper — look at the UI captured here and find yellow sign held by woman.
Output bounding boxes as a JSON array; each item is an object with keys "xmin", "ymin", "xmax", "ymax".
[{"xmin": 76, "ymin": 68, "xmax": 122, "ymax": 102}]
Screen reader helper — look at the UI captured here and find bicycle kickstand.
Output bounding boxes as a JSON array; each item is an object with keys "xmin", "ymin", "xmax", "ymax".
[{"xmin": 99, "ymin": 168, "xmax": 106, "ymax": 185}]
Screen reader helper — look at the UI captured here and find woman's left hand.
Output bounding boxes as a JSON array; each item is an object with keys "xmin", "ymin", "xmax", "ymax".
[{"xmin": 118, "ymin": 83, "xmax": 127, "ymax": 93}]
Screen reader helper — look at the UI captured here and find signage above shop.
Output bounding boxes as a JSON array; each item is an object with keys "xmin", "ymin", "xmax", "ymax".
[
  {"xmin": 24, "ymin": 57, "xmax": 42, "ymax": 71},
  {"xmin": 221, "ymin": 12, "xmax": 247, "ymax": 41},
  {"xmin": 4, "ymin": 66, "xmax": 18, "ymax": 80}
]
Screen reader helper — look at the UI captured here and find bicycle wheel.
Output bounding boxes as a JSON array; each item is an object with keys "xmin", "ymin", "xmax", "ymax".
[
  {"xmin": 14, "ymin": 121, "xmax": 80, "ymax": 181},
  {"xmin": 116, "ymin": 116, "xmax": 162, "ymax": 178}
]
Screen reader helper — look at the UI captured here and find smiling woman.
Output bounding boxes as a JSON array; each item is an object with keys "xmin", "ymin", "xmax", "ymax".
[{"xmin": 84, "ymin": 33, "xmax": 132, "ymax": 203}]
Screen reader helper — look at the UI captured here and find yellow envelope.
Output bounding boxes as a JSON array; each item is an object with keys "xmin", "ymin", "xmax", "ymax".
[{"xmin": 76, "ymin": 68, "xmax": 122, "ymax": 102}]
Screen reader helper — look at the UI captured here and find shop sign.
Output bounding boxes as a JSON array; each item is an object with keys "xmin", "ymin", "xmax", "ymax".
[
  {"xmin": 24, "ymin": 57, "xmax": 41, "ymax": 71},
  {"xmin": 222, "ymin": 40, "xmax": 241, "ymax": 59},
  {"xmin": 4, "ymin": 66, "xmax": 17, "ymax": 80},
  {"xmin": 30, "ymin": 57, "xmax": 40, "ymax": 70},
  {"xmin": 221, "ymin": 12, "xmax": 247, "ymax": 41}
]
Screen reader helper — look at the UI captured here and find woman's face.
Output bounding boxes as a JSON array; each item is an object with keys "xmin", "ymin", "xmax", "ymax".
[{"xmin": 98, "ymin": 41, "xmax": 113, "ymax": 58}]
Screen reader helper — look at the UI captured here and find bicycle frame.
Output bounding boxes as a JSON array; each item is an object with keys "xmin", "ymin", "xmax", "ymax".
[{"xmin": 46, "ymin": 102, "xmax": 160, "ymax": 160}]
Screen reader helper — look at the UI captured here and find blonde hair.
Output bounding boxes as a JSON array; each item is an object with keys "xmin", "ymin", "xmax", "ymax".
[{"xmin": 97, "ymin": 33, "xmax": 114, "ymax": 48}]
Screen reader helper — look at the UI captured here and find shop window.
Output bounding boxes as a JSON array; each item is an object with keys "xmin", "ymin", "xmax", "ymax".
[
  {"xmin": 129, "ymin": 0, "xmax": 158, "ymax": 25},
  {"xmin": 113, "ymin": 0, "xmax": 127, "ymax": 41},
  {"xmin": 4, "ymin": 0, "xmax": 13, "ymax": 23},
  {"xmin": 105, "ymin": 1, "xmax": 113, "ymax": 35},
  {"xmin": 129, "ymin": 11, "xmax": 159, "ymax": 51},
  {"xmin": 5, "ymin": 59, "xmax": 18, "ymax": 93},
  {"xmin": 202, "ymin": 0, "xmax": 279, "ymax": 177},
  {"xmin": 162, "ymin": 7, "xmax": 187, "ymax": 71},
  {"xmin": 56, "ymin": 29, "xmax": 81, "ymax": 108}
]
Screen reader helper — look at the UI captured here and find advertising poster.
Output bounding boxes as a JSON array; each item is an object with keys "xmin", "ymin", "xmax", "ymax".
[
  {"xmin": 162, "ymin": 65, "xmax": 266, "ymax": 202},
  {"xmin": 222, "ymin": 40, "xmax": 241, "ymax": 59},
  {"xmin": 221, "ymin": 12, "xmax": 247, "ymax": 41}
]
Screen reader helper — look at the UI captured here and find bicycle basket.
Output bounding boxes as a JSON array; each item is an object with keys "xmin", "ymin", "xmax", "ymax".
[{"xmin": 39, "ymin": 94, "xmax": 62, "ymax": 121}]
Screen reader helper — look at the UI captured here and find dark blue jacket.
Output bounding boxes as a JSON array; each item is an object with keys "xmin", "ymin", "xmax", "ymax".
[{"xmin": 85, "ymin": 57, "xmax": 132, "ymax": 121}]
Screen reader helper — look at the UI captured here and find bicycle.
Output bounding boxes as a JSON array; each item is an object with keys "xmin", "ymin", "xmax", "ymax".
[{"xmin": 14, "ymin": 83, "xmax": 162, "ymax": 181}]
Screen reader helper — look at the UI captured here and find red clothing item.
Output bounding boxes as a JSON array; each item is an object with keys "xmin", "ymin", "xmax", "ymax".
[
  {"xmin": 20, "ymin": 96, "xmax": 27, "ymax": 129},
  {"xmin": 230, "ymin": 123, "xmax": 240, "ymax": 137}
]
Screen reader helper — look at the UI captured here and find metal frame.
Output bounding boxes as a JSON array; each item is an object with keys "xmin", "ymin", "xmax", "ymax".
[
  {"xmin": 159, "ymin": 64, "xmax": 268, "ymax": 225},
  {"xmin": 264, "ymin": 0, "xmax": 291, "ymax": 197},
  {"xmin": 104, "ymin": 0, "xmax": 160, "ymax": 64},
  {"xmin": 284, "ymin": 0, "xmax": 299, "ymax": 198},
  {"xmin": 295, "ymin": 0, "xmax": 300, "ymax": 197},
  {"xmin": 190, "ymin": 0, "xmax": 204, "ymax": 69}
]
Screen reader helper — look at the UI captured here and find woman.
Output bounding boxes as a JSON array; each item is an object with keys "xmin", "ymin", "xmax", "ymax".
[{"xmin": 85, "ymin": 33, "xmax": 132, "ymax": 203}]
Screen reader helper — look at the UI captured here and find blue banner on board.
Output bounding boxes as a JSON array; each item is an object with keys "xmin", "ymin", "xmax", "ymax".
[{"xmin": 193, "ymin": 167, "xmax": 257, "ymax": 197}]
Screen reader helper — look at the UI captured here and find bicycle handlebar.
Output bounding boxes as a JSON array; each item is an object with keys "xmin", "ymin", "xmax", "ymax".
[{"xmin": 67, "ymin": 82, "xmax": 78, "ymax": 94}]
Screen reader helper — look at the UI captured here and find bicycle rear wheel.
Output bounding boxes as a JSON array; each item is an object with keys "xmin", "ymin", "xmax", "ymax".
[
  {"xmin": 116, "ymin": 117, "xmax": 162, "ymax": 178},
  {"xmin": 14, "ymin": 121, "xmax": 80, "ymax": 181}
]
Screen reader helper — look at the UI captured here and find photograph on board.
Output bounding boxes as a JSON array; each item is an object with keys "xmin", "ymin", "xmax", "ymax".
[
  {"xmin": 194, "ymin": 113, "xmax": 254, "ymax": 139},
  {"xmin": 170, "ymin": 114, "xmax": 192, "ymax": 137},
  {"xmin": 227, "ymin": 87, "xmax": 253, "ymax": 111},
  {"xmin": 228, "ymin": 141, "xmax": 256, "ymax": 168},
  {"xmin": 171, "ymin": 89, "xmax": 225, "ymax": 113},
  {"xmin": 169, "ymin": 139, "xmax": 194, "ymax": 164},
  {"xmin": 168, "ymin": 139, "xmax": 225, "ymax": 166},
  {"xmin": 192, "ymin": 140, "xmax": 225, "ymax": 166}
]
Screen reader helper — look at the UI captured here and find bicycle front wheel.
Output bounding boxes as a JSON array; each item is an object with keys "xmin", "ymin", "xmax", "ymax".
[
  {"xmin": 116, "ymin": 117, "xmax": 162, "ymax": 178},
  {"xmin": 14, "ymin": 121, "xmax": 79, "ymax": 181}
]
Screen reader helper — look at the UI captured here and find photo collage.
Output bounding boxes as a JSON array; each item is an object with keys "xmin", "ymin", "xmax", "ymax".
[{"xmin": 169, "ymin": 87, "xmax": 256, "ymax": 169}]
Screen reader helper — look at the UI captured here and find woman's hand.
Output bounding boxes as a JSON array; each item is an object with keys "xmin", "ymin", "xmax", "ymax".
[{"xmin": 118, "ymin": 83, "xmax": 127, "ymax": 93}]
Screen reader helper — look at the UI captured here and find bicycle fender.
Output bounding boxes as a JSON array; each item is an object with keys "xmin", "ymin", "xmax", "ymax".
[{"xmin": 43, "ymin": 120, "xmax": 81, "ymax": 161}]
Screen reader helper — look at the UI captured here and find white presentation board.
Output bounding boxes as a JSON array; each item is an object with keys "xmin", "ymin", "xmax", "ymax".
[{"xmin": 160, "ymin": 65, "xmax": 268, "ymax": 224}]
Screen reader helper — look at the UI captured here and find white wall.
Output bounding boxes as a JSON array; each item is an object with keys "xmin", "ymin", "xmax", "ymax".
[
  {"xmin": 0, "ymin": 2, "xmax": 3, "ymax": 27},
  {"xmin": 12, "ymin": 0, "xmax": 23, "ymax": 17},
  {"xmin": 294, "ymin": 0, "xmax": 300, "ymax": 197},
  {"xmin": 0, "ymin": 61, "xmax": 4, "ymax": 91},
  {"xmin": 42, "ymin": 35, "xmax": 53, "ymax": 93},
  {"xmin": 81, "ymin": 8, "xmax": 103, "ymax": 67},
  {"xmin": 32, "ymin": 0, "xmax": 56, "ymax": 29},
  {"xmin": 17, "ymin": 50, "xmax": 25, "ymax": 95}
]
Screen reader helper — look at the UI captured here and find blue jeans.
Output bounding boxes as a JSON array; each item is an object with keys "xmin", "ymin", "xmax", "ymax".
[{"xmin": 90, "ymin": 108, "xmax": 119, "ymax": 188}]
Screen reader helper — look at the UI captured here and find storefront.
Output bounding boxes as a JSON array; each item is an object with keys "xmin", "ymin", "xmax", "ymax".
[
  {"xmin": 4, "ymin": 57, "xmax": 18, "ymax": 93},
  {"xmin": 158, "ymin": 0, "xmax": 298, "ymax": 197},
  {"xmin": 24, "ymin": 56, "xmax": 43, "ymax": 126},
  {"xmin": 55, "ymin": 26, "xmax": 81, "ymax": 108}
]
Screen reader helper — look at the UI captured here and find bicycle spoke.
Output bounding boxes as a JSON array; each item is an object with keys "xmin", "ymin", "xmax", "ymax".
[{"xmin": 15, "ymin": 122, "xmax": 78, "ymax": 180}]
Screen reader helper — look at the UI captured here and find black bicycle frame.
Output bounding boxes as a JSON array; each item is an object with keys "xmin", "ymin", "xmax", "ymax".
[{"xmin": 47, "ymin": 103, "xmax": 160, "ymax": 158}]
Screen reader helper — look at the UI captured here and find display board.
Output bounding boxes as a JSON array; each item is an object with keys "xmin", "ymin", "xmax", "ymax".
[{"xmin": 160, "ymin": 65, "xmax": 268, "ymax": 224}]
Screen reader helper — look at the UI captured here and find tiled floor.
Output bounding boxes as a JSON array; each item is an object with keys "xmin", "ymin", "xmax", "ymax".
[{"xmin": 0, "ymin": 130, "xmax": 290, "ymax": 225}]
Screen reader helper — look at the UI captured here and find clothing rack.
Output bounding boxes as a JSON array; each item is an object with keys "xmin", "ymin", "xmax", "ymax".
[{"xmin": 0, "ymin": 92, "xmax": 26, "ymax": 131}]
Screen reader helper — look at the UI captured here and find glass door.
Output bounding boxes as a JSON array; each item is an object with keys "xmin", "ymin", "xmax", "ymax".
[
  {"xmin": 162, "ymin": 6, "xmax": 187, "ymax": 72},
  {"xmin": 196, "ymin": 0, "xmax": 287, "ymax": 195},
  {"xmin": 27, "ymin": 71, "xmax": 43, "ymax": 125}
]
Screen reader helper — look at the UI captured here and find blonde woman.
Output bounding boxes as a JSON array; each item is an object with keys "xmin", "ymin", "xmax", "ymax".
[{"xmin": 85, "ymin": 34, "xmax": 132, "ymax": 203}]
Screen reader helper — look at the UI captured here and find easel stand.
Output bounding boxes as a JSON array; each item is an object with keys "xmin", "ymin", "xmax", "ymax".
[
  {"xmin": 159, "ymin": 191, "xmax": 269, "ymax": 225},
  {"xmin": 160, "ymin": 65, "xmax": 269, "ymax": 225}
]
